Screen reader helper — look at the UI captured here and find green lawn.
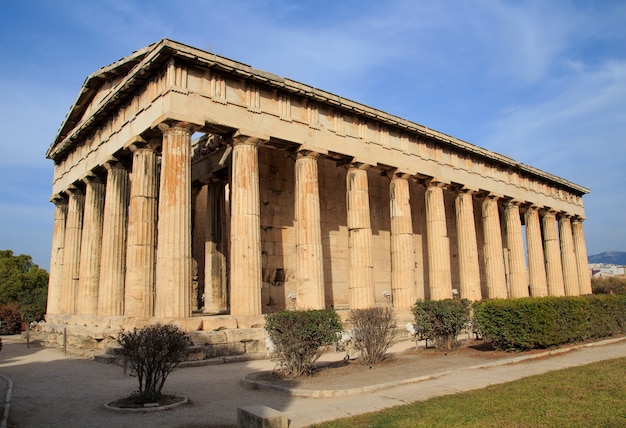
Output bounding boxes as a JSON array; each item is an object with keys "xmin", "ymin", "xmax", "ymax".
[{"xmin": 310, "ymin": 357, "xmax": 626, "ymax": 428}]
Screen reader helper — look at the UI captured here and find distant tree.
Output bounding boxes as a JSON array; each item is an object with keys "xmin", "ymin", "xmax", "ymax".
[{"xmin": 0, "ymin": 250, "xmax": 48, "ymax": 322}]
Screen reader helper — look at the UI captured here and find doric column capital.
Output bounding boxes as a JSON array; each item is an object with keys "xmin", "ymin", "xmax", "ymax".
[
  {"xmin": 232, "ymin": 129, "xmax": 268, "ymax": 146},
  {"xmin": 128, "ymin": 139, "xmax": 159, "ymax": 153},
  {"xmin": 391, "ymin": 172, "xmax": 411, "ymax": 181},
  {"xmin": 296, "ymin": 149, "xmax": 320, "ymax": 160},
  {"xmin": 347, "ymin": 162, "xmax": 371, "ymax": 171},
  {"xmin": 157, "ymin": 121, "xmax": 196, "ymax": 135},
  {"xmin": 50, "ymin": 193, "xmax": 68, "ymax": 205},
  {"xmin": 424, "ymin": 177, "xmax": 448, "ymax": 188}
]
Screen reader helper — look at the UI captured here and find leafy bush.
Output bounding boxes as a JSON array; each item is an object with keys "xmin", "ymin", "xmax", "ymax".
[
  {"xmin": 265, "ymin": 309, "xmax": 342, "ymax": 377},
  {"xmin": 592, "ymin": 276, "xmax": 626, "ymax": 295},
  {"xmin": 20, "ymin": 303, "xmax": 45, "ymax": 323},
  {"xmin": 412, "ymin": 299, "xmax": 471, "ymax": 351},
  {"xmin": 473, "ymin": 295, "xmax": 626, "ymax": 351},
  {"xmin": 0, "ymin": 302, "xmax": 22, "ymax": 334},
  {"xmin": 348, "ymin": 307, "xmax": 396, "ymax": 364},
  {"xmin": 117, "ymin": 324, "xmax": 192, "ymax": 403}
]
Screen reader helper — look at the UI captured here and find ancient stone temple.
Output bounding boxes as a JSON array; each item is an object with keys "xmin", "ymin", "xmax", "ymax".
[{"xmin": 44, "ymin": 39, "xmax": 591, "ymax": 354}]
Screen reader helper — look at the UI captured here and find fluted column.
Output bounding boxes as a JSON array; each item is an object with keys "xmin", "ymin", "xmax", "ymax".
[
  {"xmin": 76, "ymin": 176, "xmax": 105, "ymax": 315},
  {"xmin": 295, "ymin": 151, "xmax": 325, "ymax": 309},
  {"xmin": 390, "ymin": 174, "xmax": 416, "ymax": 307},
  {"xmin": 454, "ymin": 189, "xmax": 481, "ymax": 301},
  {"xmin": 425, "ymin": 181, "xmax": 452, "ymax": 300},
  {"xmin": 543, "ymin": 210, "xmax": 565, "ymax": 296},
  {"xmin": 124, "ymin": 143, "xmax": 158, "ymax": 317},
  {"xmin": 504, "ymin": 201, "xmax": 529, "ymax": 298},
  {"xmin": 47, "ymin": 195, "xmax": 68, "ymax": 315},
  {"xmin": 230, "ymin": 135, "xmax": 262, "ymax": 315},
  {"xmin": 525, "ymin": 207, "xmax": 548, "ymax": 296},
  {"xmin": 155, "ymin": 122, "xmax": 194, "ymax": 318},
  {"xmin": 559, "ymin": 215, "xmax": 580, "ymax": 296},
  {"xmin": 61, "ymin": 187, "xmax": 84, "ymax": 314},
  {"xmin": 572, "ymin": 218, "xmax": 592, "ymax": 295},
  {"xmin": 98, "ymin": 161, "xmax": 130, "ymax": 316},
  {"xmin": 347, "ymin": 164, "xmax": 375, "ymax": 308},
  {"xmin": 482, "ymin": 195, "xmax": 507, "ymax": 298},
  {"xmin": 204, "ymin": 180, "xmax": 228, "ymax": 314}
]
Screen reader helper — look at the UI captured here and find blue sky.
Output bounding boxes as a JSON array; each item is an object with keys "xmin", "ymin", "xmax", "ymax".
[{"xmin": 1, "ymin": 0, "xmax": 624, "ymax": 270}]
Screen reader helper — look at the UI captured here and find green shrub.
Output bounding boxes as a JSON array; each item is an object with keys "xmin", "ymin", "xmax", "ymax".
[
  {"xmin": 473, "ymin": 295, "xmax": 626, "ymax": 351},
  {"xmin": 265, "ymin": 309, "xmax": 342, "ymax": 377},
  {"xmin": 411, "ymin": 299, "xmax": 471, "ymax": 351},
  {"xmin": 117, "ymin": 324, "xmax": 192, "ymax": 403},
  {"xmin": 20, "ymin": 303, "xmax": 45, "ymax": 323},
  {"xmin": 0, "ymin": 302, "xmax": 22, "ymax": 334},
  {"xmin": 348, "ymin": 307, "xmax": 396, "ymax": 364}
]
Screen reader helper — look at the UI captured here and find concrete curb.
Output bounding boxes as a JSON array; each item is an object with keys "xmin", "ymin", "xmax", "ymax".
[
  {"xmin": 103, "ymin": 396, "xmax": 188, "ymax": 413},
  {"xmin": 241, "ymin": 336, "xmax": 626, "ymax": 398},
  {"xmin": 0, "ymin": 373, "xmax": 13, "ymax": 428}
]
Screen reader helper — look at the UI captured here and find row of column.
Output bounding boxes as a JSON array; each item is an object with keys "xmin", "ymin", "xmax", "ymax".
[
  {"xmin": 48, "ymin": 123, "xmax": 193, "ymax": 319},
  {"xmin": 224, "ymin": 143, "xmax": 593, "ymax": 313},
  {"xmin": 48, "ymin": 124, "xmax": 593, "ymax": 319}
]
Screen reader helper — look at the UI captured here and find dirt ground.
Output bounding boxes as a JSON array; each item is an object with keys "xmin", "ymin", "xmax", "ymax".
[{"xmin": 247, "ymin": 340, "xmax": 527, "ymax": 391}]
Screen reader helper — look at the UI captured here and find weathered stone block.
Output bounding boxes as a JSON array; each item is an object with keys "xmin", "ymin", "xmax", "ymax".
[
  {"xmin": 201, "ymin": 315, "xmax": 238, "ymax": 331},
  {"xmin": 237, "ymin": 405, "xmax": 288, "ymax": 428}
]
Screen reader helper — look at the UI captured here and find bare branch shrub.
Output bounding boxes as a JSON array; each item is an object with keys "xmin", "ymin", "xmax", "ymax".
[
  {"xmin": 348, "ymin": 307, "xmax": 396, "ymax": 364},
  {"xmin": 117, "ymin": 324, "xmax": 192, "ymax": 403}
]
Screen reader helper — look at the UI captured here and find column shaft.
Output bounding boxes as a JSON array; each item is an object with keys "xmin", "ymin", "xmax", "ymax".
[
  {"xmin": 572, "ymin": 219, "xmax": 592, "ymax": 295},
  {"xmin": 125, "ymin": 146, "xmax": 158, "ymax": 317},
  {"xmin": 455, "ymin": 191, "xmax": 481, "ymax": 301},
  {"xmin": 482, "ymin": 196, "xmax": 507, "ymax": 298},
  {"xmin": 229, "ymin": 137, "xmax": 262, "ymax": 315},
  {"xmin": 155, "ymin": 123, "xmax": 194, "ymax": 318},
  {"xmin": 525, "ymin": 207, "xmax": 548, "ymax": 296},
  {"xmin": 295, "ymin": 152, "xmax": 325, "ymax": 309},
  {"xmin": 543, "ymin": 211, "xmax": 565, "ymax": 296},
  {"xmin": 347, "ymin": 166, "xmax": 375, "ymax": 308},
  {"xmin": 426, "ymin": 182, "xmax": 452, "ymax": 300},
  {"xmin": 47, "ymin": 197, "xmax": 68, "ymax": 315},
  {"xmin": 204, "ymin": 181, "xmax": 228, "ymax": 313},
  {"xmin": 61, "ymin": 189, "xmax": 84, "ymax": 314},
  {"xmin": 98, "ymin": 162, "xmax": 129, "ymax": 316},
  {"xmin": 559, "ymin": 215, "xmax": 580, "ymax": 296},
  {"xmin": 505, "ymin": 202, "xmax": 529, "ymax": 298},
  {"xmin": 390, "ymin": 175, "xmax": 416, "ymax": 307},
  {"xmin": 77, "ymin": 177, "xmax": 105, "ymax": 315}
]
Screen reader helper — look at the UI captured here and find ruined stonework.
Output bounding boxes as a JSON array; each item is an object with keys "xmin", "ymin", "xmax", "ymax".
[{"xmin": 43, "ymin": 39, "xmax": 591, "ymax": 355}]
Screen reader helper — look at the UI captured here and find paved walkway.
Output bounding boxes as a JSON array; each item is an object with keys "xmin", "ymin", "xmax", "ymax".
[{"xmin": 1, "ymin": 335, "xmax": 625, "ymax": 428}]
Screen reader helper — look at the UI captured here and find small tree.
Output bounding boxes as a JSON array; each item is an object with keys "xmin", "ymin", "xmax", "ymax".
[
  {"xmin": 0, "ymin": 302, "xmax": 22, "ymax": 334},
  {"xmin": 412, "ymin": 299, "xmax": 471, "ymax": 351},
  {"xmin": 117, "ymin": 324, "xmax": 192, "ymax": 403},
  {"xmin": 348, "ymin": 307, "xmax": 396, "ymax": 364},
  {"xmin": 265, "ymin": 309, "xmax": 342, "ymax": 377}
]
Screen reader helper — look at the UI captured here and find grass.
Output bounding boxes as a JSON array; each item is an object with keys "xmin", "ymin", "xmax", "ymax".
[{"xmin": 310, "ymin": 357, "xmax": 626, "ymax": 428}]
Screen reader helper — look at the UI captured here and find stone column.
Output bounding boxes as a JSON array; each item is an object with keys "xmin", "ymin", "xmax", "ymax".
[
  {"xmin": 98, "ymin": 161, "xmax": 130, "ymax": 316},
  {"xmin": 572, "ymin": 218, "xmax": 592, "ymax": 295},
  {"xmin": 230, "ymin": 135, "xmax": 263, "ymax": 315},
  {"xmin": 47, "ymin": 195, "xmax": 68, "ymax": 315},
  {"xmin": 124, "ymin": 143, "xmax": 158, "ymax": 317},
  {"xmin": 543, "ymin": 210, "xmax": 565, "ymax": 296},
  {"xmin": 504, "ymin": 201, "xmax": 529, "ymax": 298},
  {"xmin": 204, "ymin": 180, "xmax": 228, "ymax": 314},
  {"xmin": 347, "ymin": 164, "xmax": 375, "ymax": 309},
  {"xmin": 155, "ymin": 122, "xmax": 194, "ymax": 318},
  {"xmin": 425, "ymin": 181, "xmax": 452, "ymax": 300},
  {"xmin": 525, "ymin": 207, "xmax": 548, "ymax": 297},
  {"xmin": 559, "ymin": 214, "xmax": 580, "ymax": 296},
  {"xmin": 455, "ymin": 189, "xmax": 481, "ymax": 301},
  {"xmin": 76, "ymin": 176, "xmax": 105, "ymax": 315},
  {"xmin": 295, "ymin": 151, "xmax": 325, "ymax": 309},
  {"xmin": 61, "ymin": 186, "xmax": 84, "ymax": 314},
  {"xmin": 482, "ymin": 195, "xmax": 507, "ymax": 298},
  {"xmin": 390, "ymin": 174, "xmax": 416, "ymax": 307}
]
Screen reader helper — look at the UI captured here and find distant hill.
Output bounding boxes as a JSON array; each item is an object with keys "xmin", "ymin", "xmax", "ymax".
[{"xmin": 588, "ymin": 251, "xmax": 626, "ymax": 265}]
